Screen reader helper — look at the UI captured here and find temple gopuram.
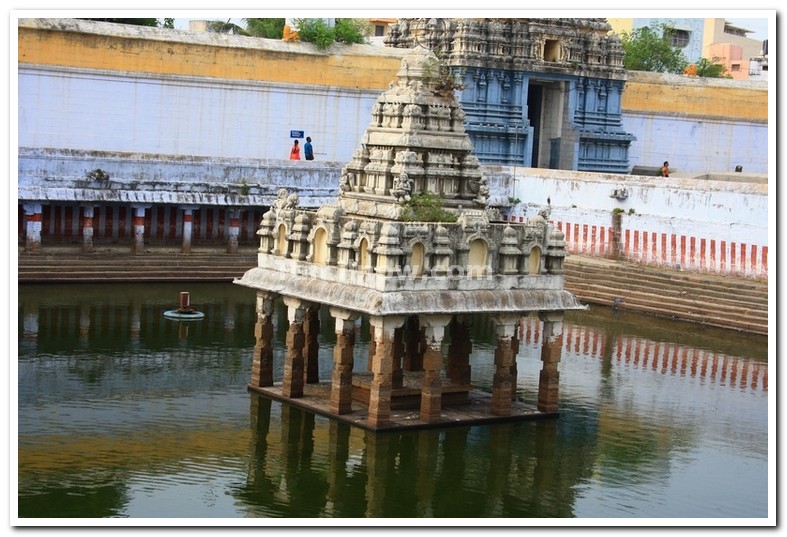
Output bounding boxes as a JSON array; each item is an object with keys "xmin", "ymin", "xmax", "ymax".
[
  {"xmin": 235, "ymin": 51, "xmax": 586, "ymax": 431},
  {"xmin": 384, "ymin": 18, "xmax": 636, "ymax": 173}
]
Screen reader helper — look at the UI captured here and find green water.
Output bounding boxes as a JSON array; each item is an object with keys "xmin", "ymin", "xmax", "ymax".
[{"xmin": 16, "ymin": 282, "xmax": 771, "ymax": 522}]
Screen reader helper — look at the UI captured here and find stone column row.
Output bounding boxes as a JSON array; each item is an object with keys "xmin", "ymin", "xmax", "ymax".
[
  {"xmin": 21, "ymin": 204, "xmax": 243, "ymax": 254},
  {"xmin": 250, "ymin": 290, "xmax": 565, "ymax": 427}
]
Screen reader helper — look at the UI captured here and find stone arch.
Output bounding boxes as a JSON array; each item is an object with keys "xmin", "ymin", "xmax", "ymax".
[
  {"xmin": 467, "ymin": 238, "xmax": 489, "ymax": 277},
  {"xmin": 312, "ymin": 226, "xmax": 329, "ymax": 265},
  {"xmin": 359, "ymin": 237, "xmax": 371, "ymax": 272},
  {"xmin": 409, "ymin": 241, "xmax": 426, "ymax": 277},
  {"xmin": 528, "ymin": 245, "xmax": 542, "ymax": 275},
  {"xmin": 275, "ymin": 223, "xmax": 288, "ymax": 256}
]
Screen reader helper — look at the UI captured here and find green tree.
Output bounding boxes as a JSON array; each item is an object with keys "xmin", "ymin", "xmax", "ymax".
[
  {"xmin": 244, "ymin": 18, "xmax": 285, "ymax": 39},
  {"xmin": 693, "ymin": 57, "xmax": 730, "ymax": 78},
  {"xmin": 401, "ymin": 192, "xmax": 457, "ymax": 223},
  {"xmin": 619, "ymin": 23, "xmax": 688, "ymax": 74},
  {"xmin": 296, "ymin": 18, "xmax": 370, "ymax": 50}
]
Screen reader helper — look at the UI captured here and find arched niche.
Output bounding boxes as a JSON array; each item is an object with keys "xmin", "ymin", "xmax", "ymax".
[
  {"xmin": 467, "ymin": 238, "xmax": 488, "ymax": 277},
  {"xmin": 312, "ymin": 227, "xmax": 328, "ymax": 265},
  {"xmin": 276, "ymin": 223, "xmax": 288, "ymax": 256},
  {"xmin": 359, "ymin": 238, "xmax": 370, "ymax": 272},
  {"xmin": 528, "ymin": 246, "xmax": 542, "ymax": 275},
  {"xmin": 410, "ymin": 242, "xmax": 426, "ymax": 277}
]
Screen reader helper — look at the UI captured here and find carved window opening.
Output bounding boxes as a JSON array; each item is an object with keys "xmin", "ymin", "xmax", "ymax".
[
  {"xmin": 276, "ymin": 224, "xmax": 287, "ymax": 256},
  {"xmin": 543, "ymin": 39, "xmax": 561, "ymax": 62},
  {"xmin": 528, "ymin": 246, "xmax": 542, "ymax": 275},
  {"xmin": 312, "ymin": 227, "xmax": 328, "ymax": 265},
  {"xmin": 410, "ymin": 242, "xmax": 426, "ymax": 277},
  {"xmin": 468, "ymin": 239, "xmax": 488, "ymax": 277},
  {"xmin": 359, "ymin": 238, "xmax": 371, "ymax": 272}
]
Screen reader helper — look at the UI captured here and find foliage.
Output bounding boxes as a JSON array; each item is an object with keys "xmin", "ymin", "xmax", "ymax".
[
  {"xmin": 618, "ymin": 23, "xmax": 688, "ymax": 74},
  {"xmin": 508, "ymin": 196, "xmax": 522, "ymax": 206},
  {"xmin": 207, "ymin": 19, "xmax": 249, "ymax": 35},
  {"xmin": 244, "ymin": 18, "xmax": 286, "ymax": 39},
  {"xmin": 296, "ymin": 18, "xmax": 370, "ymax": 50},
  {"xmin": 333, "ymin": 18, "xmax": 370, "ymax": 44},
  {"xmin": 401, "ymin": 192, "xmax": 458, "ymax": 223},
  {"xmin": 81, "ymin": 18, "xmax": 172, "ymax": 28},
  {"xmin": 420, "ymin": 54, "xmax": 467, "ymax": 98},
  {"xmin": 684, "ymin": 58, "xmax": 730, "ymax": 78},
  {"xmin": 295, "ymin": 19, "xmax": 336, "ymax": 49}
]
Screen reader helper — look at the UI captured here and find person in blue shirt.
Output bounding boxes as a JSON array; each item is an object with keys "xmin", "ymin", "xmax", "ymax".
[{"xmin": 304, "ymin": 136, "xmax": 314, "ymax": 160}]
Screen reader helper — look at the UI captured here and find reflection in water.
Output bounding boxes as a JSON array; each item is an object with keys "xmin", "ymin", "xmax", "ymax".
[{"xmin": 16, "ymin": 283, "xmax": 769, "ymax": 520}]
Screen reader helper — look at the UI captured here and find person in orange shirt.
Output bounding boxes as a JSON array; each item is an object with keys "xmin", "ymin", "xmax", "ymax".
[
  {"xmin": 290, "ymin": 140, "xmax": 301, "ymax": 160},
  {"xmin": 661, "ymin": 160, "xmax": 670, "ymax": 177}
]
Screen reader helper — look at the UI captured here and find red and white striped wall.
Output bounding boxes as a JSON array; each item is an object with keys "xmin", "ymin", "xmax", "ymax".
[{"xmin": 550, "ymin": 220, "xmax": 768, "ymax": 279}]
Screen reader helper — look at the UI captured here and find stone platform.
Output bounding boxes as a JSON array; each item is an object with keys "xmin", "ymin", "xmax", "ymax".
[{"xmin": 248, "ymin": 375, "xmax": 557, "ymax": 432}]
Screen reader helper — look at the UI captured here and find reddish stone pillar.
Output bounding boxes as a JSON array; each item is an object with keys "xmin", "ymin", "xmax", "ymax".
[
  {"xmin": 227, "ymin": 208, "xmax": 240, "ymax": 254},
  {"xmin": 131, "ymin": 205, "xmax": 148, "ymax": 254},
  {"xmin": 367, "ymin": 316, "xmax": 405, "ymax": 429},
  {"xmin": 181, "ymin": 206, "xmax": 196, "ymax": 254},
  {"xmin": 81, "ymin": 205, "xmax": 94, "ymax": 253},
  {"xmin": 537, "ymin": 311, "xmax": 564, "ymax": 413},
  {"xmin": 251, "ymin": 292, "xmax": 277, "ymax": 388},
  {"xmin": 491, "ymin": 314, "xmax": 521, "ymax": 416},
  {"xmin": 303, "ymin": 305, "xmax": 321, "ymax": 384},
  {"xmin": 23, "ymin": 203, "xmax": 42, "ymax": 254},
  {"xmin": 329, "ymin": 307, "xmax": 358, "ymax": 415},
  {"xmin": 446, "ymin": 315, "xmax": 472, "ymax": 387},
  {"xmin": 281, "ymin": 297, "xmax": 308, "ymax": 398},
  {"xmin": 420, "ymin": 315, "xmax": 451, "ymax": 424}
]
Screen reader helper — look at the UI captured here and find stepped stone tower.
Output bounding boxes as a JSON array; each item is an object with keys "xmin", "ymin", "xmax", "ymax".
[{"xmin": 236, "ymin": 50, "xmax": 585, "ymax": 430}]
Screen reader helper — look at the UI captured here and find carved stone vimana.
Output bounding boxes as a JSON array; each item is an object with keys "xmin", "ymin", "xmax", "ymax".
[{"xmin": 236, "ymin": 50, "xmax": 585, "ymax": 430}]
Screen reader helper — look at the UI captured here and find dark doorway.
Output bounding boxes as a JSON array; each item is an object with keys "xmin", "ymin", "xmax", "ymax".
[{"xmin": 527, "ymin": 84, "xmax": 543, "ymax": 168}]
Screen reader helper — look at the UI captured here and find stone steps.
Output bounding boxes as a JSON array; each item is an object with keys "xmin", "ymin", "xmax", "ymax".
[
  {"xmin": 563, "ymin": 255, "xmax": 768, "ymax": 335},
  {"xmin": 18, "ymin": 251, "xmax": 258, "ymax": 283}
]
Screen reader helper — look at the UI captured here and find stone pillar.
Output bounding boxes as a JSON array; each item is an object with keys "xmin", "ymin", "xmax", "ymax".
[
  {"xmin": 420, "ymin": 315, "xmax": 451, "ymax": 423},
  {"xmin": 227, "ymin": 208, "xmax": 240, "ymax": 254},
  {"xmin": 282, "ymin": 296, "xmax": 308, "ymax": 398},
  {"xmin": 490, "ymin": 314, "xmax": 521, "ymax": 416},
  {"xmin": 181, "ymin": 206, "xmax": 196, "ymax": 254},
  {"xmin": 251, "ymin": 292, "xmax": 278, "ymax": 388},
  {"xmin": 367, "ymin": 315, "xmax": 405, "ymax": 429},
  {"xmin": 446, "ymin": 315, "xmax": 472, "ymax": 386},
  {"xmin": 537, "ymin": 311, "xmax": 564, "ymax": 413},
  {"xmin": 329, "ymin": 307, "xmax": 359, "ymax": 415},
  {"xmin": 303, "ymin": 305, "xmax": 321, "ymax": 384},
  {"xmin": 23, "ymin": 203, "xmax": 42, "ymax": 254},
  {"xmin": 81, "ymin": 205, "xmax": 94, "ymax": 253},
  {"xmin": 131, "ymin": 205, "xmax": 148, "ymax": 254}
]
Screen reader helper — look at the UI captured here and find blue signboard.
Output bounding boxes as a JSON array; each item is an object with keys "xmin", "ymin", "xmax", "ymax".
[{"xmin": 290, "ymin": 130, "xmax": 304, "ymax": 138}]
